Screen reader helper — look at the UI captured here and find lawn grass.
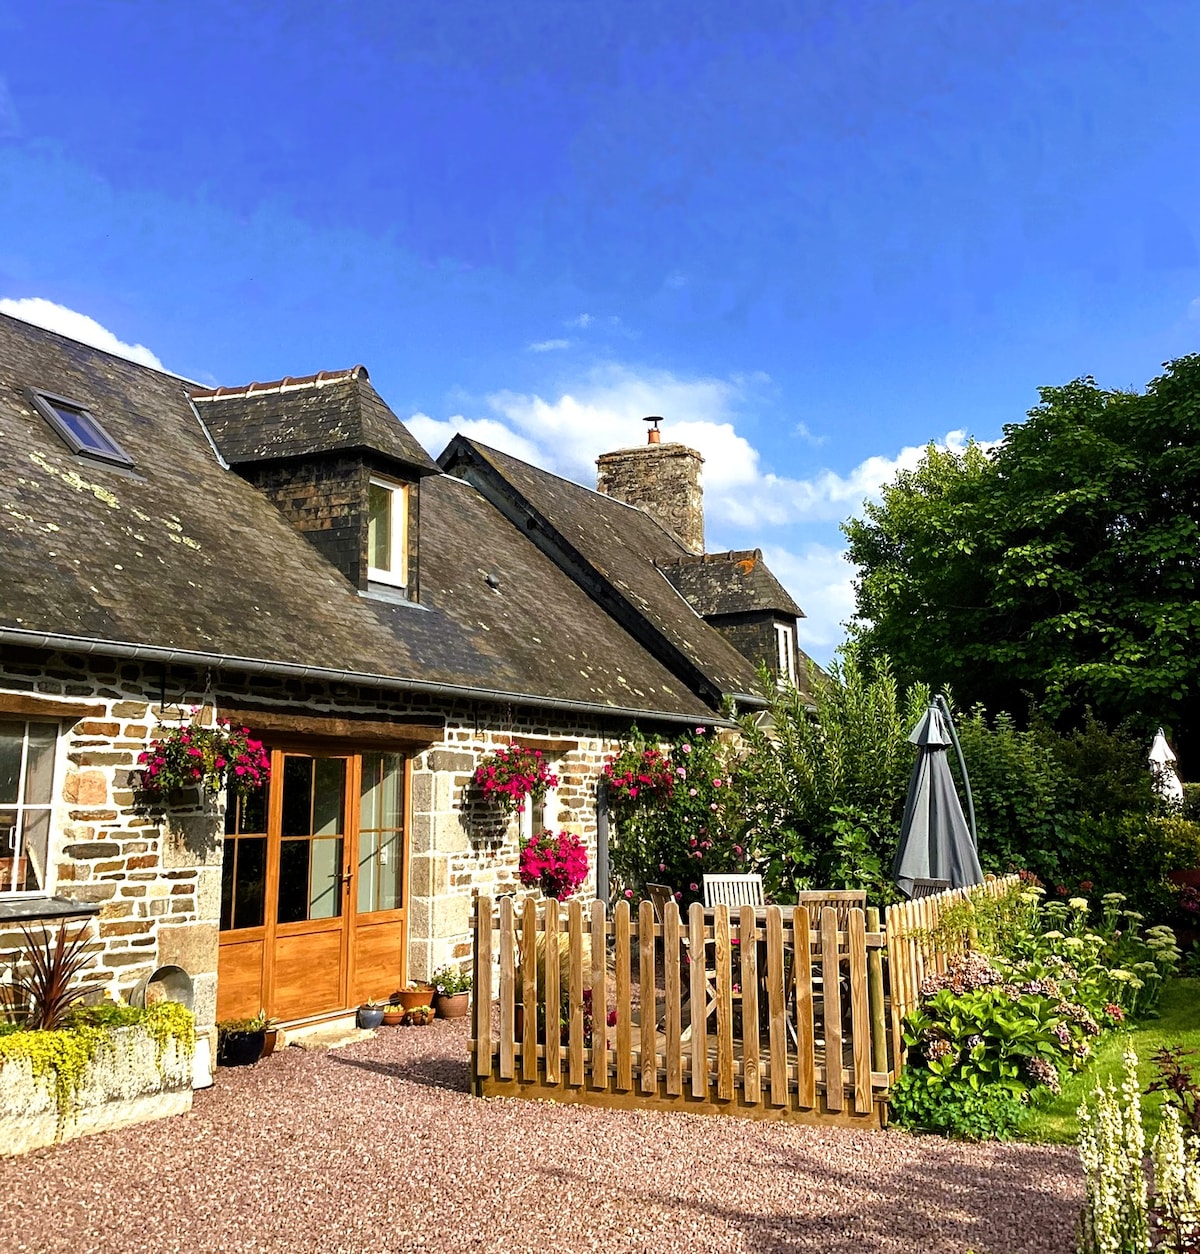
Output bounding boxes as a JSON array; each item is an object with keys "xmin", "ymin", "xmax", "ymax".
[{"xmin": 1023, "ymin": 977, "xmax": 1200, "ymax": 1144}]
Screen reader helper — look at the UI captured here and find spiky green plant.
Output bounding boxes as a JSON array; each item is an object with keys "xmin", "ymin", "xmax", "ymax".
[{"xmin": 2, "ymin": 925, "xmax": 100, "ymax": 1031}]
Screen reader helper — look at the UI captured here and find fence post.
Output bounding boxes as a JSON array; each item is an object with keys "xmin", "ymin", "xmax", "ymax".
[
  {"xmin": 866, "ymin": 905, "xmax": 888, "ymax": 1076},
  {"xmin": 474, "ymin": 894, "xmax": 494, "ymax": 1093}
]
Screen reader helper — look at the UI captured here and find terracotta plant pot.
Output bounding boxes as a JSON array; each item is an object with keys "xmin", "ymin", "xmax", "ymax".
[
  {"xmin": 435, "ymin": 992, "xmax": 470, "ymax": 1019},
  {"xmin": 260, "ymin": 1028, "xmax": 279, "ymax": 1058},
  {"xmin": 395, "ymin": 984, "xmax": 435, "ymax": 1011},
  {"xmin": 382, "ymin": 1007, "xmax": 405, "ymax": 1026}
]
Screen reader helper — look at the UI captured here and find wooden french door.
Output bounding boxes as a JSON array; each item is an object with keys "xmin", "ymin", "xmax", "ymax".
[{"xmin": 217, "ymin": 745, "xmax": 410, "ymax": 1023}]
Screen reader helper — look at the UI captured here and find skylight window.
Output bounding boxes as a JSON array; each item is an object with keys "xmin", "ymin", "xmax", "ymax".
[{"xmin": 31, "ymin": 390, "xmax": 133, "ymax": 468}]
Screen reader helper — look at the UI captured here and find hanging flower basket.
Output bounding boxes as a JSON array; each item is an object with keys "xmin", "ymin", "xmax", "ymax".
[
  {"xmin": 472, "ymin": 743, "xmax": 558, "ymax": 814},
  {"xmin": 518, "ymin": 829, "xmax": 589, "ymax": 901},
  {"xmin": 134, "ymin": 719, "xmax": 270, "ymax": 811}
]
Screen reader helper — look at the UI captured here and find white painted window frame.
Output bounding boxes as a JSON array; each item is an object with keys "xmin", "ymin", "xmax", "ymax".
[
  {"xmin": 774, "ymin": 621, "xmax": 796, "ymax": 684},
  {"xmin": 367, "ymin": 476, "xmax": 409, "ymax": 588},
  {"xmin": 0, "ymin": 717, "xmax": 61, "ymax": 897}
]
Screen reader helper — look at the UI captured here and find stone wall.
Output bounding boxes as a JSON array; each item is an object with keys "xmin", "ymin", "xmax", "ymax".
[
  {"xmin": 595, "ymin": 441, "xmax": 705, "ymax": 555},
  {"xmin": 0, "ymin": 646, "xmax": 651, "ymax": 1018},
  {"xmin": 0, "ymin": 648, "xmax": 224, "ymax": 1044}
]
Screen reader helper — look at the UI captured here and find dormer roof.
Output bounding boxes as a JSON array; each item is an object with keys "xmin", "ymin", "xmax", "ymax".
[
  {"xmin": 657, "ymin": 549, "xmax": 805, "ymax": 620},
  {"xmin": 193, "ymin": 366, "xmax": 440, "ymax": 476}
]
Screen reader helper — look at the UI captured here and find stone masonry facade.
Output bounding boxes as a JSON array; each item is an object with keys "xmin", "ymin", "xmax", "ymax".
[
  {"xmin": 596, "ymin": 441, "xmax": 705, "ymax": 556},
  {"xmin": 0, "ymin": 645, "xmax": 648, "ymax": 1028}
]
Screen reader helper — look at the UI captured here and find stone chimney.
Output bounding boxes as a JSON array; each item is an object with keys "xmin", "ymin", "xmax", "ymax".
[{"xmin": 596, "ymin": 418, "xmax": 705, "ymax": 555}]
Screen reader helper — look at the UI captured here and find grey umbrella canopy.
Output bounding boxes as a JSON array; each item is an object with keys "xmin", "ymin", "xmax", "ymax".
[{"xmin": 893, "ymin": 704, "xmax": 984, "ymax": 898}]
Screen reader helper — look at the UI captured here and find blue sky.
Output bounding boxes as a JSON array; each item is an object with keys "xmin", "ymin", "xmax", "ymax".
[{"xmin": 3, "ymin": 1, "xmax": 1200, "ymax": 662}]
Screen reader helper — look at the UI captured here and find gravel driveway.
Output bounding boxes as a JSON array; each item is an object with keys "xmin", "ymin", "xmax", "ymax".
[{"xmin": 0, "ymin": 1020, "xmax": 1082, "ymax": 1254}]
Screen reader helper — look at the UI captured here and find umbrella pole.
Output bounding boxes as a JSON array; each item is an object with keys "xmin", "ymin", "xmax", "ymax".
[{"xmin": 935, "ymin": 693, "xmax": 978, "ymax": 849}]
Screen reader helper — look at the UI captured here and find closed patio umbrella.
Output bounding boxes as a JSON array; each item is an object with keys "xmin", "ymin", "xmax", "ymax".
[{"xmin": 893, "ymin": 702, "xmax": 983, "ymax": 898}]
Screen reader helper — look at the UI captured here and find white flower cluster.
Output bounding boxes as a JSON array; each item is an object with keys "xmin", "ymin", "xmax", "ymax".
[{"xmin": 1077, "ymin": 1049, "xmax": 1200, "ymax": 1253}]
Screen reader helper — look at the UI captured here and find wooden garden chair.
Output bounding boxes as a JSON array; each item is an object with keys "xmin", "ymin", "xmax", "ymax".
[
  {"xmin": 702, "ymin": 873, "xmax": 764, "ymax": 908},
  {"xmin": 911, "ymin": 877, "xmax": 951, "ymax": 899}
]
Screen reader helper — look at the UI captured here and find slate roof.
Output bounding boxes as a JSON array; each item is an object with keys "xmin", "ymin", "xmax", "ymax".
[
  {"xmin": 193, "ymin": 367, "xmax": 440, "ymax": 475},
  {"xmin": 439, "ymin": 438, "xmax": 768, "ymax": 705},
  {"xmin": 0, "ymin": 313, "xmax": 715, "ymax": 722},
  {"xmin": 657, "ymin": 549, "xmax": 805, "ymax": 620}
]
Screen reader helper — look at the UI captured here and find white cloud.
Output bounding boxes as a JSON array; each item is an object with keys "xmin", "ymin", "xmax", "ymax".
[
  {"xmin": 406, "ymin": 412, "xmax": 543, "ymax": 467},
  {"xmin": 566, "ymin": 313, "xmax": 593, "ymax": 328},
  {"xmin": 1188, "ymin": 296, "xmax": 1200, "ymax": 321},
  {"xmin": 411, "ymin": 361, "xmax": 976, "ymax": 530},
  {"xmin": 528, "ymin": 338, "xmax": 571, "ymax": 352},
  {"xmin": 792, "ymin": 420, "xmax": 826, "ymax": 447},
  {"xmin": 409, "ymin": 362, "xmax": 985, "ymax": 666},
  {"xmin": 0, "ymin": 297, "xmax": 165, "ymax": 370}
]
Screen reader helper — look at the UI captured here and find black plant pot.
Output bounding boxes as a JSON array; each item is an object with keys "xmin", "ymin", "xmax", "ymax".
[{"xmin": 219, "ymin": 1029, "xmax": 266, "ymax": 1067}]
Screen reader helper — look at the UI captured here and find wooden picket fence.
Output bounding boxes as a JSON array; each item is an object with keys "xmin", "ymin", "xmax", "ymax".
[
  {"xmin": 883, "ymin": 872, "xmax": 1020, "ymax": 1064},
  {"xmin": 469, "ymin": 875, "xmax": 1020, "ymax": 1129}
]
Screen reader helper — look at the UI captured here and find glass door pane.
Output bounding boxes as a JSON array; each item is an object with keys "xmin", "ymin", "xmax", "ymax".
[
  {"xmin": 277, "ymin": 754, "xmax": 346, "ymax": 924},
  {"xmin": 358, "ymin": 752, "xmax": 404, "ymax": 913}
]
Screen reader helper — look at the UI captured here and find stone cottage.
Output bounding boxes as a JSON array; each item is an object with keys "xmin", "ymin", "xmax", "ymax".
[{"xmin": 0, "ymin": 310, "xmax": 812, "ymax": 1059}]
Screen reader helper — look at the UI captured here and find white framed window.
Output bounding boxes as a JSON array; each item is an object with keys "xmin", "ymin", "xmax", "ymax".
[
  {"xmin": 367, "ymin": 476, "xmax": 409, "ymax": 587},
  {"xmin": 774, "ymin": 622, "xmax": 796, "ymax": 684},
  {"xmin": 0, "ymin": 719, "xmax": 59, "ymax": 895}
]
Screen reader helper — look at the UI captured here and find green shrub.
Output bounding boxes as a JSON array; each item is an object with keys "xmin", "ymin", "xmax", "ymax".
[
  {"xmin": 734, "ymin": 650, "xmax": 929, "ymax": 902},
  {"xmin": 889, "ymin": 1067, "xmax": 1030, "ymax": 1140}
]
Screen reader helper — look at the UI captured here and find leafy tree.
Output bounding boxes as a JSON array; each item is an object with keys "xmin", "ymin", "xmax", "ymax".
[{"xmin": 844, "ymin": 357, "xmax": 1200, "ymax": 757}]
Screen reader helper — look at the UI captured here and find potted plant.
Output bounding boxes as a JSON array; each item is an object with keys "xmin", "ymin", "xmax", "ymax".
[
  {"xmin": 394, "ymin": 982, "xmax": 435, "ymax": 1011},
  {"xmin": 471, "ymin": 742, "xmax": 558, "ymax": 815},
  {"xmin": 402, "ymin": 1004, "xmax": 435, "ymax": 1026},
  {"xmin": 259, "ymin": 1013, "xmax": 283, "ymax": 1057},
  {"xmin": 431, "ymin": 965, "xmax": 473, "ymax": 1018},
  {"xmin": 356, "ymin": 999, "xmax": 385, "ymax": 1029},
  {"xmin": 217, "ymin": 1013, "xmax": 267, "ymax": 1066},
  {"xmin": 382, "ymin": 999, "xmax": 405, "ymax": 1026}
]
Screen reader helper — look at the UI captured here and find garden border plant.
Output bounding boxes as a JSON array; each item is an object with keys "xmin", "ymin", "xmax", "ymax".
[{"xmin": 890, "ymin": 879, "xmax": 1183, "ymax": 1141}]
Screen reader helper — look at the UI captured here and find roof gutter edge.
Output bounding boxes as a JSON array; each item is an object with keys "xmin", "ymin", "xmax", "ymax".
[{"xmin": 0, "ymin": 628, "xmax": 738, "ymax": 728}]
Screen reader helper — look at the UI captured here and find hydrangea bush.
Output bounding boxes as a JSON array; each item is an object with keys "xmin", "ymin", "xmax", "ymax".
[{"xmin": 891, "ymin": 883, "xmax": 1181, "ymax": 1140}]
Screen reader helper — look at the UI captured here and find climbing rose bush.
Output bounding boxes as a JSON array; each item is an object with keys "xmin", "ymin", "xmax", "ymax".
[
  {"xmin": 603, "ymin": 739, "xmax": 676, "ymax": 808},
  {"xmin": 518, "ymin": 830, "xmax": 589, "ymax": 900},
  {"xmin": 473, "ymin": 743, "xmax": 558, "ymax": 814},
  {"xmin": 135, "ymin": 720, "xmax": 269, "ymax": 804}
]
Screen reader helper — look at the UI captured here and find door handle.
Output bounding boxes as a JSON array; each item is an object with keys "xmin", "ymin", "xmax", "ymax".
[{"xmin": 341, "ymin": 871, "xmax": 354, "ymax": 888}]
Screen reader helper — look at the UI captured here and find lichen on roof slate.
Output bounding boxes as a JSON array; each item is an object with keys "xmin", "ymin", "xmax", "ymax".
[
  {"xmin": 0, "ymin": 312, "xmax": 716, "ymax": 721},
  {"xmin": 442, "ymin": 439, "xmax": 769, "ymax": 701},
  {"xmin": 657, "ymin": 549, "xmax": 805, "ymax": 620},
  {"xmin": 194, "ymin": 367, "xmax": 440, "ymax": 475}
]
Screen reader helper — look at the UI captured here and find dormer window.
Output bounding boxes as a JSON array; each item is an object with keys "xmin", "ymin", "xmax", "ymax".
[
  {"xmin": 775, "ymin": 621, "xmax": 796, "ymax": 684},
  {"xmin": 31, "ymin": 390, "xmax": 133, "ymax": 468},
  {"xmin": 368, "ymin": 476, "xmax": 409, "ymax": 588}
]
